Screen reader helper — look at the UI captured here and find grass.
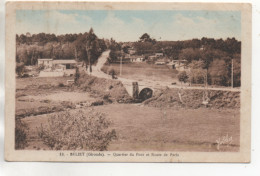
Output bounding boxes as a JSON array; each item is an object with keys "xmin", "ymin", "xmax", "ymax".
[
  {"xmin": 16, "ymin": 73, "xmax": 240, "ymax": 152},
  {"xmin": 21, "ymin": 104, "xmax": 239, "ymax": 152},
  {"xmin": 102, "ymin": 62, "xmax": 179, "ymax": 83}
]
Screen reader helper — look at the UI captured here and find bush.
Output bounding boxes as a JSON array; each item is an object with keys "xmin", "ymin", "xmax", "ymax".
[
  {"xmin": 108, "ymin": 68, "xmax": 116, "ymax": 75},
  {"xmin": 58, "ymin": 83, "xmax": 65, "ymax": 87},
  {"xmin": 37, "ymin": 109, "xmax": 117, "ymax": 150},
  {"xmin": 16, "ymin": 62, "xmax": 25, "ymax": 77},
  {"xmin": 15, "ymin": 118, "xmax": 29, "ymax": 149},
  {"xmin": 178, "ymin": 71, "xmax": 189, "ymax": 84}
]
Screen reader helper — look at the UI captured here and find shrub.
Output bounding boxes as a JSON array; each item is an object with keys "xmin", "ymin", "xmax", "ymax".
[
  {"xmin": 15, "ymin": 118, "xmax": 29, "ymax": 149},
  {"xmin": 36, "ymin": 64, "xmax": 45, "ymax": 72},
  {"xmin": 58, "ymin": 82, "xmax": 65, "ymax": 87},
  {"xmin": 37, "ymin": 109, "xmax": 117, "ymax": 150},
  {"xmin": 16, "ymin": 62, "xmax": 25, "ymax": 77},
  {"xmin": 108, "ymin": 68, "xmax": 116, "ymax": 76},
  {"xmin": 178, "ymin": 71, "xmax": 189, "ymax": 84}
]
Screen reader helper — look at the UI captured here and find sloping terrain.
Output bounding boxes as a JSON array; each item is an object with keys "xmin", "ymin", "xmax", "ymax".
[{"xmin": 143, "ymin": 87, "xmax": 240, "ymax": 109}]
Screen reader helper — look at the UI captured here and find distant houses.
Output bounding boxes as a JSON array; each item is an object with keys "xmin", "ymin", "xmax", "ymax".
[
  {"xmin": 130, "ymin": 56, "xmax": 145, "ymax": 62},
  {"xmin": 117, "ymin": 49, "xmax": 190, "ymax": 72},
  {"xmin": 38, "ymin": 58, "xmax": 76, "ymax": 69},
  {"xmin": 37, "ymin": 58, "xmax": 77, "ymax": 77},
  {"xmin": 167, "ymin": 60, "xmax": 189, "ymax": 71},
  {"xmin": 128, "ymin": 47, "xmax": 136, "ymax": 55}
]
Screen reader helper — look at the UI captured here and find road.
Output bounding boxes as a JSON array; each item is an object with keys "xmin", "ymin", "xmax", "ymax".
[{"xmin": 90, "ymin": 50, "xmax": 240, "ymax": 96}]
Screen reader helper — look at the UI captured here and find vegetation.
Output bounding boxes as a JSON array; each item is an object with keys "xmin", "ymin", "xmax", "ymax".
[
  {"xmin": 37, "ymin": 109, "xmax": 117, "ymax": 150},
  {"xmin": 15, "ymin": 118, "xmax": 28, "ymax": 149},
  {"xmin": 130, "ymin": 33, "xmax": 241, "ymax": 87},
  {"xmin": 74, "ymin": 67, "xmax": 80, "ymax": 85},
  {"xmin": 108, "ymin": 68, "xmax": 117, "ymax": 79},
  {"xmin": 178, "ymin": 71, "xmax": 189, "ymax": 84},
  {"xmin": 16, "ymin": 29, "xmax": 108, "ymax": 66},
  {"xmin": 16, "ymin": 30, "xmax": 241, "ymax": 87},
  {"xmin": 16, "ymin": 62, "xmax": 25, "ymax": 77}
]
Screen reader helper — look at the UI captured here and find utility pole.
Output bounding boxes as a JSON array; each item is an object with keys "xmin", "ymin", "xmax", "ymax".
[
  {"xmin": 120, "ymin": 56, "xmax": 122, "ymax": 76},
  {"xmin": 205, "ymin": 69, "xmax": 208, "ymax": 89},
  {"xmin": 120, "ymin": 51, "xmax": 123, "ymax": 76},
  {"xmin": 231, "ymin": 58, "xmax": 234, "ymax": 88}
]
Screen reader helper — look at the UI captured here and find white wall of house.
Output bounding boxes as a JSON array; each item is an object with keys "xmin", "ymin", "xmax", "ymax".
[{"xmin": 38, "ymin": 59, "xmax": 53, "ymax": 68}]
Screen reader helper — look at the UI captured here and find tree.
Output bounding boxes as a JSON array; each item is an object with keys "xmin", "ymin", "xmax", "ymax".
[
  {"xmin": 74, "ymin": 67, "xmax": 80, "ymax": 85},
  {"xmin": 138, "ymin": 33, "xmax": 156, "ymax": 44},
  {"xmin": 179, "ymin": 48, "xmax": 201, "ymax": 63},
  {"xmin": 188, "ymin": 60, "xmax": 206, "ymax": 84},
  {"xmin": 86, "ymin": 28, "xmax": 98, "ymax": 72},
  {"xmin": 178, "ymin": 71, "xmax": 189, "ymax": 84},
  {"xmin": 208, "ymin": 59, "xmax": 229, "ymax": 86}
]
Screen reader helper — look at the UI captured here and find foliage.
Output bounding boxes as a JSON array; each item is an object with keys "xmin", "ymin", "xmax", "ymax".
[
  {"xmin": 74, "ymin": 67, "xmax": 80, "ymax": 85},
  {"xmin": 188, "ymin": 60, "xmax": 206, "ymax": 84},
  {"xmin": 108, "ymin": 68, "xmax": 116, "ymax": 76},
  {"xmin": 16, "ymin": 29, "xmax": 107, "ymax": 66},
  {"xmin": 37, "ymin": 109, "xmax": 117, "ymax": 150},
  {"xmin": 208, "ymin": 59, "xmax": 229, "ymax": 86},
  {"xmin": 233, "ymin": 55, "xmax": 241, "ymax": 87},
  {"xmin": 16, "ymin": 62, "xmax": 25, "ymax": 77},
  {"xmin": 139, "ymin": 33, "xmax": 156, "ymax": 43},
  {"xmin": 15, "ymin": 118, "xmax": 29, "ymax": 149},
  {"xmin": 179, "ymin": 48, "xmax": 201, "ymax": 62},
  {"xmin": 178, "ymin": 71, "xmax": 189, "ymax": 83}
]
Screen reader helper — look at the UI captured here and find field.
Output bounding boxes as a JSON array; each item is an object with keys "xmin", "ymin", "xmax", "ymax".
[
  {"xmin": 102, "ymin": 62, "xmax": 179, "ymax": 83},
  {"xmin": 22, "ymin": 104, "xmax": 239, "ymax": 152},
  {"xmin": 16, "ymin": 76, "xmax": 240, "ymax": 152}
]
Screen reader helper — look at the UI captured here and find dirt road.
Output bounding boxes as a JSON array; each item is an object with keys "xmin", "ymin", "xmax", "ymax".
[{"xmin": 91, "ymin": 50, "xmax": 240, "ymax": 96}]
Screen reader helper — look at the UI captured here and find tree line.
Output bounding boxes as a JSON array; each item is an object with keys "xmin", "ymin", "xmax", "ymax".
[
  {"xmin": 129, "ymin": 33, "xmax": 241, "ymax": 87},
  {"xmin": 16, "ymin": 29, "xmax": 108, "ymax": 67}
]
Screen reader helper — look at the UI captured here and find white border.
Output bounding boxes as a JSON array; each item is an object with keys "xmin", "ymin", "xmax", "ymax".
[{"xmin": 1, "ymin": 0, "xmax": 260, "ymax": 176}]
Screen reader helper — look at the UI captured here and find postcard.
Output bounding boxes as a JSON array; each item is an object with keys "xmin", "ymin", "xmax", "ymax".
[{"xmin": 5, "ymin": 1, "xmax": 251, "ymax": 162}]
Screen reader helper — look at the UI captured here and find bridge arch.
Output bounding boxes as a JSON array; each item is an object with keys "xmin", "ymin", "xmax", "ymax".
[{"xmin": 139, "ymin": 88, "xmax": 153, "ymax": 101}]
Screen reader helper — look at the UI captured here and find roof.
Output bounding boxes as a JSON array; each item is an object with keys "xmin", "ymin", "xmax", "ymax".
[
  {"xmin": 172, "ymin": 60, "xmax": 188, "ymax": 62},
  {"xmin": 155, "ymin": 53, "xmax": 163, "ymax": 55},
  {"xmin": 38, "ymin": 58, "xmax": 53, "ymax": 61},
  {"xmin": 53, "ymin": 60, "xmax": 77, "ymax": 64}
]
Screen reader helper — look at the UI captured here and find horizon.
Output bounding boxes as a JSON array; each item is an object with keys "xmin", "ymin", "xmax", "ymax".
[{"xmin": 16, "ymin": 10, "xmax": 241, "ymax": 42}]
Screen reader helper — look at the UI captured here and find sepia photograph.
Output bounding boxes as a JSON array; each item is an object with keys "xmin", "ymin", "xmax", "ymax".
[{"xmin": 5, "ymin": 2, "xmax": 251, "ymax": 162}]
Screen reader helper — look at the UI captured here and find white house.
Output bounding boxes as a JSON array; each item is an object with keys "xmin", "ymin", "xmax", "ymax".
[
  {"xmin": 168, "ymin": 60, "xmax": 189, "ymax": 71},
  {"xmin": 155, "ymin": 53, "xmax": 163, "ymax": 57},
  {"xmin": 38, "ymin": 58, "xmax": 77, "ymax": 77},
  {"xmin": 38, "ymin": 58, "xmax": 53, "ymax": 68},
  {"xmin": 130, "ymin": 56, "xmax": 145, "ymax": 62},
  {"xmin": 38, "ymin": 58, "xmax": 76, "ymax": 69}
]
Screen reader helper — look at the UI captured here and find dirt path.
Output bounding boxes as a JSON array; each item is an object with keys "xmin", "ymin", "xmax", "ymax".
[{"xmin": 90, "ymin": 51, "xmax": 240, "ymax": 96}]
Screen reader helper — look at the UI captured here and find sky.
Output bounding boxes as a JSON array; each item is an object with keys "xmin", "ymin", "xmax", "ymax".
[{"xmin": 16, "ymin": 10, "xmax": 241, "ymax": 42}]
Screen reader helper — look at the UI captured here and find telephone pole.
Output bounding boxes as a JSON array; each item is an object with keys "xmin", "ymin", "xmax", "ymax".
[
  {"xmin": 231, "ymin": 59, "xmax": 234, "ymax": 88},
  {"xmin": 120, "ymin": 56, "xmax": 122, "ymax": 76}
]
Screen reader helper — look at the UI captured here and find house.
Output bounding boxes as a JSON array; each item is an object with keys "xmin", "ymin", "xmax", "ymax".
[
  {"xmin": 38, "ymin": 58, "xmax": 53, "ymax": 68},
  {"xmin": 52, "ymin": 60, "xmax": 77, "ymax": 69},
  {"xmin": 155, "ymin": 60, "xmax": 166, "ymax": 65},
  {"xmin": 38, "ymin": 58, "xmax": 76, "ymax": 69},
  {"xmin": 155, "ymin": 53, "xmax": 163, "ymax": 57},
  {"xmin": 147, "ymin": 55, "xmax": 157, "ymax": 63},
  {"xmin": 155, "ymin": 58, "xmax": 170, "ymax": 65},
  {"xmin": 38, "ymin": 58, "xmax": 77, "ymax": 77},
  {"xmin": 130, "ymin": 56, "xmax": 145, "ymax": 62},
  {"xmin": 128, "ymin": 47, "xmax": 136, "ymax": 55},
  {"xmin": 168, "ymin": 60, "xmax": 189, "ymax": 71}
]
